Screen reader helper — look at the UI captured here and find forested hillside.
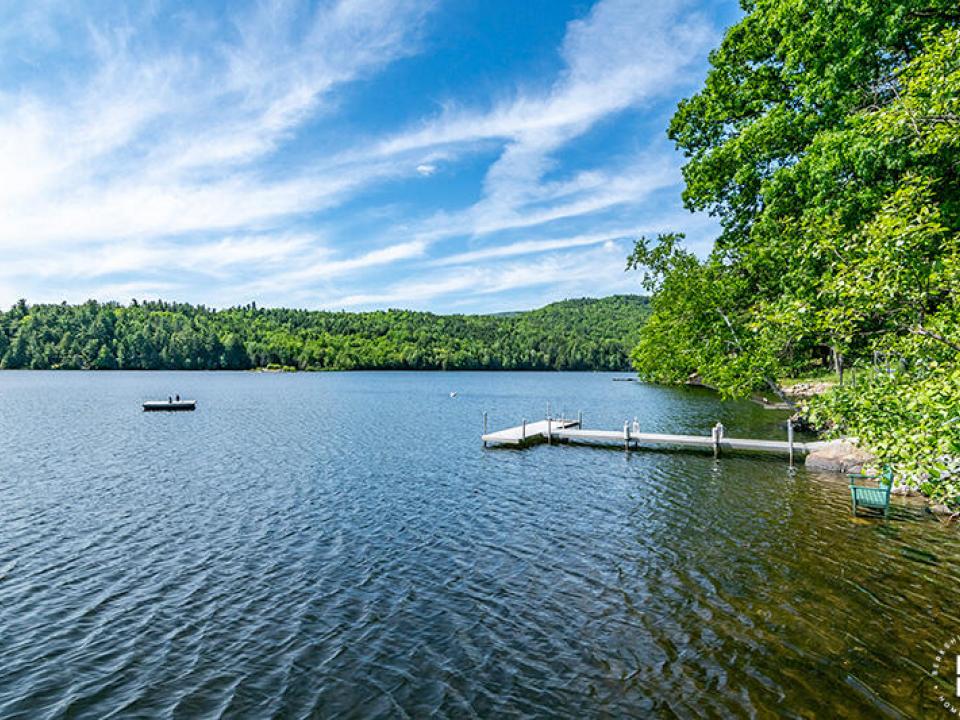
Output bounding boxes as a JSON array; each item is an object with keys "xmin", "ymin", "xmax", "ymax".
[
  {"xmin": 627, "ymin": 1, "xmax": 960, "ymax": 501},
  {"xmin": 0, "ymin": 296, "xmax": 648, "ymax": 372}
]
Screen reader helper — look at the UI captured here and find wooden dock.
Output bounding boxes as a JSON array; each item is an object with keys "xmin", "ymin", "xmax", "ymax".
[{"xmin": 482, "ymin": 414, "xmax": 826, "ymax": 461}]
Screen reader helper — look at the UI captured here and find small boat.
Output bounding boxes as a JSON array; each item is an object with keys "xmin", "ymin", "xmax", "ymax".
[
  {"xmin": 449, "ymin": 391, "xmax": 458, "ymax": 398},
  {"xmin": 143, "ymin": 399, "xmax": 197, "ymax": 412}
]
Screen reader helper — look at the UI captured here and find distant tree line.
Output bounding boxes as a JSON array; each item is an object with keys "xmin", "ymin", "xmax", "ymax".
[{"xmin": 0, "ymin": 296, "xmax": 649, "ymax": 372}]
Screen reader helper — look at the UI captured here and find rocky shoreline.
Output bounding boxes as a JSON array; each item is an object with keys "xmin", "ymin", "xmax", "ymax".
[
  {"xmin": 688, "ymin": 375, "xmax": 956, "ymax": 518},
  {"xmin": 783, "ymin": 380, "xmax": 836, "ymax": 401},
  {"xmin": 803, "ymin": 438, "xmax": 959, "ymax": 522}
]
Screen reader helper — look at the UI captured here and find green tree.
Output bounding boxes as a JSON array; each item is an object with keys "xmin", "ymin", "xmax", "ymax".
[
  {"xmin": 0, "ymin": 296, "xmax": 649, "ymax": 373},
  {"xmin": 629, "ymin": 2, "xmax": 960, "ymax": 500}
]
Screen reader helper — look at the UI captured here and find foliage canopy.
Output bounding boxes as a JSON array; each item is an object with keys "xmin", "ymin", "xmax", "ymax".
[
  {"xmin": 629, "ymin": 1, "xmax": 960, "ymax": 501},
  {"xmin": 0, "ymin": 296, "xmax": 649, "ymax": 373}
]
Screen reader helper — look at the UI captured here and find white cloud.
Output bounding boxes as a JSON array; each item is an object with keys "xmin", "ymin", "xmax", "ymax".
[
  {"xmin": 430, "ymin": 230, "xmax": 634, "ymax": 266},
  {"xmin": 0, "ymin": 234, "xmax": 316, "ymax": 281},
  {"xmin": 372, "ymin": 0, "xmax": 713, "ymax": 158},
  {"xmin": 0, "ymin": 0, "xmax": 433, "ymax": 250},
  {"xmin": 362, "ymin": 0, "xmax": 715, "ymax": 246},
  {"xmin": 0, "ymin": 0, "xmax": 721, "ymax": 310},
  {"xmin": 233, "ymin": 239, "xmax": 429, "ymax": 299},
  {"xmin": 320, "ymin": 240, "xmax": 637, "ymax": 310}
]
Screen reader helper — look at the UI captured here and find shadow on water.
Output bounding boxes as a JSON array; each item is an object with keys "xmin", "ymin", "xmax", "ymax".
[{"xmin": 0, "ymin": 371, "xmax": 957, "ymax": 718}]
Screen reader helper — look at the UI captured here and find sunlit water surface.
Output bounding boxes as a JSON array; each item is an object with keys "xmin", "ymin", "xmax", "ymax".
[{"xmin": 0, "ymin": 371, "xmax": 957, "ymax": 718}]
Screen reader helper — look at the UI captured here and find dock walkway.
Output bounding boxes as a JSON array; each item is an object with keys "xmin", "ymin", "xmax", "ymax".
[
  {"xmin": 481, "ymin": 418, "xmax": 579, "ymax": 445},
  {"xmin": 482, "ymin": 414, "xmax": 826, "ymax": 461}
]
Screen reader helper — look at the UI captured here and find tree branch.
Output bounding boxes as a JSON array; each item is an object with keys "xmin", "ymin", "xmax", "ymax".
[
  {"xmin": 907, "ymin": 9, "xmax": 960, "ymax": 21},
  {"xmin": 910, "ymin": 326, "xmax": 960, "ymax": 354},
  {"xmin": 715, "ymin": 308, "xmax": 796, "ymax": 408},
  {"xmin": 916, "ymin": 113, "xmax": 960, "ymax": 125}
]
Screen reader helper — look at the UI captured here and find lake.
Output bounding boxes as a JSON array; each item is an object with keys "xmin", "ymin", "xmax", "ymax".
[{"xmin": 0, "ymin": 371, "xmax": 957, "ymax": 718}]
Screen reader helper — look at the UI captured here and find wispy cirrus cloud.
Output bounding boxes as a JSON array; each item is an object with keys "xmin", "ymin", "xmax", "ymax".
[
  {"xmin": 348, "ymin": 0, "xmax": 718, "ymax": 271},
  {"xmin": 0, "ymin": 0, "xmax": 727, "ymax": 311},
  {"xmin": 321, "ymin": 239, "xmax": 639, "ymax": 310},
  {"xmin": 0, "ymin": 0, "xmax": 432, "ymax": 248},
  {"xmin": 428, "ymin": 231, "xmax": 633, "ymax": 267},
  {"xmin": 0, "ymin": 234, "xmax": 316, "ymax": 281}
]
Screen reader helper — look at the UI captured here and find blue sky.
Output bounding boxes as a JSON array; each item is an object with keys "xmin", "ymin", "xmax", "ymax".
[{"xmin": 0, "ymin": 0, "xmax": 739, "ymax": 313}]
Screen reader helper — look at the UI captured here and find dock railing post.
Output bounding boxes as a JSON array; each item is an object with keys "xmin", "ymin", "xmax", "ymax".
[
  {"xmin": 624, "ymin": 420, "xmax": 630, "ymax": 451},
  {"xmin": 483, "ymin": 411, "xmax": 488, "ymax": 447},
  {"xmin": 522, "ymin": 418, "xmax": 527, "ymax": 442},
  {"xmin": 787, "ymin": 419, "xmax": 795, "ymax": 466},
  {"xmin": 713, "ymin": 422, "xmax": 724, "ymax": 458}
]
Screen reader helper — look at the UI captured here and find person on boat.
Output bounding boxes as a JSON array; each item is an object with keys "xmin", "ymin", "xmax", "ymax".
[
  {"xmin": 168, "ymin": 396, "xmax": 172, "ymax": 403},
  {"xmin": 175, "ymin": 394, "xmax": 180, "ymax": 401}
]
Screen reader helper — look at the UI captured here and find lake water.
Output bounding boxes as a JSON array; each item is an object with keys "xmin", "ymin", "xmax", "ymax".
[{"xmin": 0, "ymin": 371, "xmax": 957, "ymax": 718}]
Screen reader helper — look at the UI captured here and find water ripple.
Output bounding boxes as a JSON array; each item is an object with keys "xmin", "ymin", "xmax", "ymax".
[{"xmin": 0, "ymin": 371, "xmax": 957, "ymax": 718}]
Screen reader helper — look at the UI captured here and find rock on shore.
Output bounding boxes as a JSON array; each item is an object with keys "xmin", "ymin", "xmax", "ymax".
[
  {"xmin": 784, "ymin": 381, "xmax": 836, "ymax": 399},
  {"xmin": 805, "ymin": 439, "xmax": 876, "ymax": 473}
]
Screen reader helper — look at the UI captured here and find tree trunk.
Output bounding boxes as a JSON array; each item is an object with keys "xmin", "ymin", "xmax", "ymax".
[
  {"xmin": 764, "ymin": 377, "xmax": 796, "ymax": 409},
  {"xmin": 832, "ymin": 345, "xmax": 844, "ymax": 385}
]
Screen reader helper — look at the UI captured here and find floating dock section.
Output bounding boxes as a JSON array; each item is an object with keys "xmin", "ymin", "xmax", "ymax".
[
  {"xmin": 482, "ymin": 413, "xmax": 826, "ymax": 463},
  {"xmin": 143, "ymin": 400, "xmax": 197, "ymax": 412}
]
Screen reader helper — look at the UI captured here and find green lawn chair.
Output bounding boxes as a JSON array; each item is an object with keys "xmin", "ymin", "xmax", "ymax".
[{"xmin": 848, "ymin": 465, "xmax": 894, "ymax": 517}]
